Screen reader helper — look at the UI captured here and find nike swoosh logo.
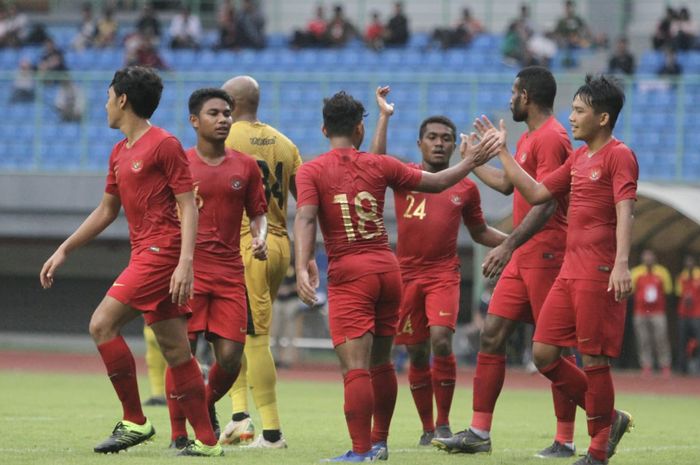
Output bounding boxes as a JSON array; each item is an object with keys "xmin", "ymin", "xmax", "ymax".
[
  {"xmin": 586, "ymin": 415, "xmax": 602, "ymax": 421},
  {"xmin": 240, "ymin": 328, "xmax": 247, "ymax": 333},
  {"xmin": 169, "ymin": 393, "xmax": 185, "ymax": 401},
  {"xmin": 439, "ymin": 311, "xmax": 452, "ymax": 316},
  {"xmin": 578, "ymin": 338, "xmax": 591, "ymax": 343},
  {"xmin": 112, "ymin": 283, "xmax": 125, "ymax": 287}
]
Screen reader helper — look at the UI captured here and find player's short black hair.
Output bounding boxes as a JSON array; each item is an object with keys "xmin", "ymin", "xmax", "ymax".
[
  {"xmin": 418, "ymin": 115, "xmax": 457, "ymax": 140},
  {"xmin": 516, "ymin": 66, "xmax": 556, "ymax": 109},
  {"xmin": 109, "ymin": 66, "xmax": 163, "ymax": 119},
  {"xmin": 574, "ymin": 74, "xmax": 625, "ymax": 130},
  {"xmin": 188, "ymin": 88, "xmax": 233, "ymax": 116},
  {"xmin": 322, "ymin": 91, "xmax": 366, "ymax": 137}
]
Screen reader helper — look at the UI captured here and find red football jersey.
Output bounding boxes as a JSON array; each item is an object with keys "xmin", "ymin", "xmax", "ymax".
[
  {"xmin": 394, "ymin": 162, "xmax": 485, "ymax": 278},
  {"xmin": 186, "ymin": 148, "xmax": 268, "ymax": 271},
  {"xmin": 511, "ymin": 116, "xmax": 571, "ymax": 268},
  {"xmin": 543, "ymin": 138, "xmax": 639, "ymax": 281},
  {"xmin": 296, "ymin": 147, "xmax": 422, "ymax": 283},
  {"xmin": 105, "ymin": 126, "xmax": 193, "ymax": 256}
]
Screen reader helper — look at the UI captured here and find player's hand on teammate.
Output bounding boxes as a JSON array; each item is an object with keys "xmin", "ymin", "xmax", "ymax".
[
  {"xmin": 39, "ymin": 248, "xmax": 67, "ymax": 289},
  {"xmin": 375, "ymin": 86, "xmax": 395, "ymax": 117},
  {"xmin": 297, "ymin": 259, "xmax": 320, "ymax": 305},
  {"xmin": 482, "ymin": 243, "xmax": 513, "ymax": 279},
  {"xmin": 608, "ymin": 263, "xmax": 632, "ymax": 302},
  {"xmin": 251, "ymin": 237, "xmax": 268, "ymax": 260},
  {"xmin": 170, "ymin": 261, "xmax": 194, "ymax": 305}
]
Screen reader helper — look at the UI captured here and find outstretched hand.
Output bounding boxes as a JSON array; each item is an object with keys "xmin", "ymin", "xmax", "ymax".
[
  {"xmin": 474, "ymin": 116, "xmax": 508, "ymax": 152},
  {"xmin": 375, "ymin": 86, "xmax": 395, "ymax": 117},
  {"xmin": 460, "ymin": 129, "xmax": 504, "ymax": 166}
]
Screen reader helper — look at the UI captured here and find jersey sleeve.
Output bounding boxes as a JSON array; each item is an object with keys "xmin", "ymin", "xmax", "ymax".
[
  {"xmin": 542, "ymin": 155, "xmax": 573, "ymax": 198},
  {"xmin": 104, "ymin": 144, "xmax": 120, "ymax": 197},
  {"xmin": 380, "ymin": 156, "xmax": 422, "ymax": 191},
  {"xmin": 462, "ymin": 182, "xmax": 486, "ymax": 228},
  {"xmin": 630, "ymin": 265, "xmax": 644, "ymax": 291},
  {"xmin": 659, "ymin": 267, "xmax": 673, "ymax": 294},
  {"xmin": 291, "ymin": 146, "xmax": 302, "ymax": 176},
  {"xmin": 156, "ymin": 137, "xmax": 194, "ymax": 195},
  {"xmin": 534, "ymin": 133, "xmax": 571, "ymax": 181},
  {"xmin": 295, "ymin": 164, "xmax": 319, "ymax": 207},
  {"xmin": 610, "ymin": 147, "xmax": 639, "ymax": 203},
  {"xmin": 245, "ymin": 158, "xmax": 269, "ymax": 218}
]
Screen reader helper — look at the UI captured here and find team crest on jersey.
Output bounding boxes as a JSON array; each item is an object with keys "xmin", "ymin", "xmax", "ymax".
[
  {"xmin": 230, "ymin": 177, "xmax": 243, "ymax": 190},
  {"xmin": 589, "ymin": 168, "xmax": 601, "ymax": 181},
  {"xmin": 519, "ymin": 152, "xmax": 528, "ymax": 163},
  {"xmin": 131, "ymin": 160, "xmax": 143, "ymax": 172},
  {"xmin": 451, "ymin": 195, "xmax": 462, "ymax": 205}
]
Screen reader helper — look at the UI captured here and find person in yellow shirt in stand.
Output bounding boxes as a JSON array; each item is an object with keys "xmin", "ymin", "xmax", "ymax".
[
  {"xmin": 219, "ymin": 75, "xmax": 302, "ymax": 449},
  {"xmin": 630, "ymin": 249, "xmax": 673, "ymax": 378}
]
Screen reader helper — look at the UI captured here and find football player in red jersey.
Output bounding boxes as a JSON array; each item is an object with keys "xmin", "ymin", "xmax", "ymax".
[
  {"xmin": 294, "ymin": 91, "xmax": 502, "ymax": 462},
  {"xmin": 39, "ymin": 66, "xmax": 221, "ymax": 456},
  {"xmin": 475, "ymin": 75, "xmax": 637, "ymax": 465},
  {"xmin": 369, "ymin": 87, "xmax": 507, "ymax": 446},
  {"xmin": 165, "ymin": 88, "xmax": 268, "ymax": 450}
]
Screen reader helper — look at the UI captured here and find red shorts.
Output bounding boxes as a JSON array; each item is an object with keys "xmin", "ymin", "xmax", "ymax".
[
  {"xmin": 327, "ymin": 270, "xmax": 403, "ymax": 347},
  {"xmin": 395, "ymin": 270, "xmax": 460, "ymax": 345},
  {"xmin": 488, "ymin": 261, "xmax": 559, "ymax": 325},
  {"xmin": 533, "ymin": 277, "xmax": 627, "ymax": 358},
  {"xmin": 107, "ymin": 249, "xmax": 191, "ymax": 326}
]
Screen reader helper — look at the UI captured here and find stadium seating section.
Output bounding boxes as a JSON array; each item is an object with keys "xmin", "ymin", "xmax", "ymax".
[{"xmin": 0, "ymin": 27, "xmax": 699, "ymax": 181}]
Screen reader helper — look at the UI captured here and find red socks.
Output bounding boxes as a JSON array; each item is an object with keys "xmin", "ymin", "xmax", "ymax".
[
  {"xmin": 166, "ymin": 367, "xmax": 188, "ymax": 440},
  {"xmin": 552, "ymin": 355, "xmax": 578, "ymax": 444},
  {"xmin": 343, "ymin": 369, "xmax": 373, "ymax": 454},
  {"xmin": 206, "ymin": 362, "xmax": 240, "ymax": 406},
  {"xmin": 539, "ymin": 356, "xmax": 587, "ymax": 410},
  {"xmin": 170, "ymin": 358, "xmax": 217, "ymax": 446},
  {"xmin": 432, "ymin": 354, "xmax": 456, "ymax": 427},
  {"xmin": 97, "ymin": 336, "xmax": 146, "ymax": 425},
  {"xmin": 370, "ymin": 363, "xmax": 397, "ymax": 444},
  {"xmin": 408, "ymin": 363, "xmax": 434, "ymax": 432},
  {"xmin": 470, "ymin": 352, "xmax": 506, "ymax": 432},
  {"xmin": 584, "ymin": 365, "xmax": 614, "ymax": 462}
]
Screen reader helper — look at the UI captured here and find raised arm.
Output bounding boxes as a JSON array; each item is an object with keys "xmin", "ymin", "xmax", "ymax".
[
  {"xmin": 369, "ymin": 86, "xmax": 394, "ymax": 155},
  {"xmin": 40, "ymin": 193, "xmax": 121, "ymax": 289},
  {"xmin": 294, "ymin": 205, "xmax": 320, "ymax": 306},
  {"xmin": 170, "ymin": 190, "xmax": 198, "ymax": 305},
  {"xmin": 250, "ymin": 213, "xmax": 268, "ymax": 260},
  {"xmin": 608, "ymin": 199, "xmax": 634, "ymax": 302},
  {"xmin": 473, "ymin": 164, "xmax": 514, "ymax": 195}
]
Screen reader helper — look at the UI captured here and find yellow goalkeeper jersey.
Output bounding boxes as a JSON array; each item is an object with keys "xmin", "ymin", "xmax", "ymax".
[{"xmin": 225, "ymin": 120, "xmax": 302, "ymax": 237}]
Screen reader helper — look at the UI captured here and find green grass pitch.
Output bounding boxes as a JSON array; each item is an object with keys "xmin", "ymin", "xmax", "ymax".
[{"xmin": 1, "ymin": 371, "xmax": 699, "ymax": 464}]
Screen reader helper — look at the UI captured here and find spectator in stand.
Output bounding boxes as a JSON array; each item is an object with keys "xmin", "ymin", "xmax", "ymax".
[
  {"xmin": 72, "ymin": 2, "xmax": 98, "ymax": 50},
  {"xmin": 652, "ymin": 7, "xmax": 677, "ymax": 50},
  {"xmin": 326, "ymin": 4, "xmax": 358, "ymax": 47},
  {"xmin": 54, "ymin": 79, "xmax": 85, "ymax": 123},
  {"xmin": 608, "ymin": 36, "xmax": 635, "ymax": 75},
  {"xmin": 37, "ymin": 38, "xmax": 67, "ymax": 83},
  {"xmin": 365, "ymin": 11, "xmax": 384, "ymax": 51},
  {"xmin": 384, "ymin": 1, "xmax": 409, "ymax": 47},
  {"xmin": 658, "ymin": 47, "xmax": 682, "ymax": 76},
  {"xmin": 631, "ymin": 249, "xmax": 673, "ymax": 378},
  {"xmin": 237, "ymin": 0, "xmax": 265, "ymax": 49},
  {"xmin": 552, "ymin": 0, "xmax": 591, "ymax": 48},
  {"xmin": 432, "ymin": 7, "xmax": 484, "ymax": 49},
  {"xmin": 676, "ymin": 255, "xmax": 700, "ymax": 374},
  {"xmin": 125, "ymin": 31, "xmax": 168, "ymax": 70},
  {"xmin": 291, "ymin": 4, "xmax": 328, "ymax": 48},
  {"xmin": 671, "ymin": 7, "xmax": 698, "ymax": 51},
  {"xmin": 136, "ymin": 2, "xmax": 161, "ymax": 40},
  {"xmin": 0, "ymin": 3, "xmax": 28, "ymax": 47},
  {"xmin": 10, "ymin": 58, "xmax": 34, "ymax": 103},
  {"xmin": 169, "ymin": 5, "xmax": 201, "ymax": 49},
  {"xmin": 217, "ymin": 1, "xmax": 239, "ymax": 49},
  {"xmin": 95, "ymin": 7, "xmax": 118, "ymax": 47}
]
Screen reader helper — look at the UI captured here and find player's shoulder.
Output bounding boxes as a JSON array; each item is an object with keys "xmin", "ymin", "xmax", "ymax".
[
  {"xmin": 533, "ymin": 118, "xmax": 570, "ymax": 146},
  {"xmin": 605, "ymin": 139, "xmax": 638, "ymax": 167}
]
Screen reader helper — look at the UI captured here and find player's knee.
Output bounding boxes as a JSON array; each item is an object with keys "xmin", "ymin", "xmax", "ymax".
[
  {"xmin": 407, "ymin": 343, "xmax": 431, "ymax": 367},
  {"xmin": 431, "ymin": 336, "xmax": 452, "ymax": 357},
  {"xmin": 89, "ymin": 316, "xmax": 115, "ymax": 344},
  {"xmin": 479, "ymin": 328, "xmax": 505, "ymax": 354},
  {"xmin": 532, "ymin": 345, "xmax": 557, "ymax": 370}
]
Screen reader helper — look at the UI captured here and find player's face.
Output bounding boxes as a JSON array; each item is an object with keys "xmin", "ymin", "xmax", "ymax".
[
  {"xmin": 569, "ymin": 95, "xmax": 602, "ymax": 142},
  {"xmin": 193, "ymin": 98, "xmax": 232, "ymax": 142},
  {"xmin": 418, "ymin": 123, "xmax": 455, "ymax": 167},
  {"xmin": 510, "ymin": 79, "xmax": 527, "ymax": 122}
]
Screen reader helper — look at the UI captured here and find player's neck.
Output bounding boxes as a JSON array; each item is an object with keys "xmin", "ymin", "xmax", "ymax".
[
  {"xmin": 584, "ymin": 130, "xmax": 613, "ymax": 154},
  {"xmin": 195, "ymin": 139, "xmax": 226, "ymax": 164},
  {"xmin": 525, "ymin": 109, "xmax": 551, "ymax": 133},
  {"xmin": 329, "ymin": 137, "xmax": 357, "ymax": 150},
  {"xmin": 121, "ymin": 118, "xmax": 151, "ymax": 148},
  {"xmin": 421, "ymin": 160, "xmax": 448, "ymax": 173},
  {"xmin": 233, "ymin": 110, "xmax": 258, "ymax": 123}
]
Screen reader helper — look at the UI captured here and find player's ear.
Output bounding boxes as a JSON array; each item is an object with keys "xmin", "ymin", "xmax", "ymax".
[
  {"xmin": 598, "ymin": 111, "xmax": 610, "ymax": 129},
  {"xmin": 520, "ymin": 88, "xmax": 529, "ymax": 106},
  {"xmin": 117, "ymin": 92, "xmax": 128, "ymax": 110},
  {"xmin": 189, "ymin": 114, "xmax": 198, "ymax": 129},
  {"xmin": 321, "ymin": 124, "xmax": 328, "ymax": 138}
]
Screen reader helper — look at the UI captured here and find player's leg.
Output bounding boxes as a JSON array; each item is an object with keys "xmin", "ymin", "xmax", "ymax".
[
  {"xmin": 368, "ymin": 269, "xmax": 403, "ymax": 457},
  {"xmin": 396, "ymin": 278, "xmax": 435, "ymax": 442},
  {"xmin": 143, "ymin": 325, "xmax": 167, "ymax": 405},
  {"xmin": 89, "ymin": 295, "xmax": 154, "ymax": 453},
  {"xmin": 150, "ymin": 315, "xmax": 220, "ymax": 454}
]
